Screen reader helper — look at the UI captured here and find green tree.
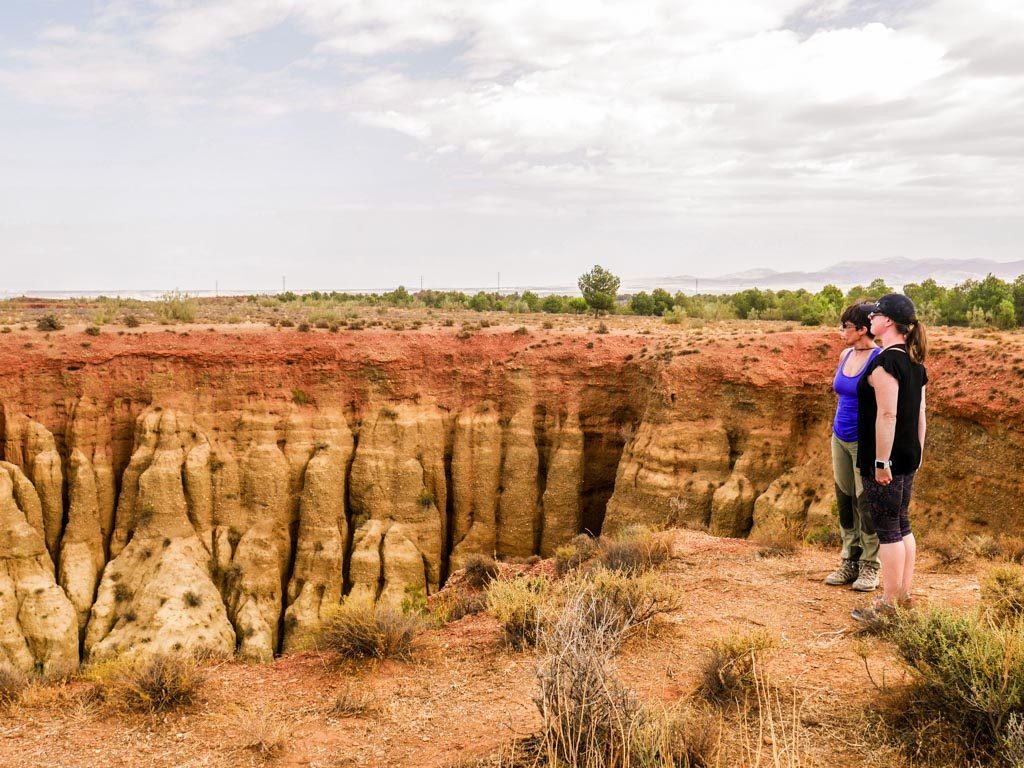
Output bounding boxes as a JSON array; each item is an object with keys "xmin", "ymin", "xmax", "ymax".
[
  {"xmin": 568, "ymin": 297, "xmax": 589, "ymax": 314},
  {"xmin": 577, "ymin": 265, "xmax": 621, "ymax": 316},
  {"xmin": 992, "ymin": 299, "xmax": 1017, "ymax": 330},
  {"xmin": 468, "ymin": 291, "xmax": 494, "ymax": 312},
  {"xmin": 1013, "ymin": 276, "xmax": 1024, "ymax": 327},
  {"xmin": 967, "ymin": 274, "xmax": 1012, "ymax": 317},
  {"xmin": 816, "ymin": 284, "xmax": 844, "ymax": 312},
  {"xmin": 520, "ymin": 291, "xmax": 540, "ymax": 312},
  {"xmin": 866, "ymin": 277, "xmax": 893, "ymax": 297},
  {"xmin": 541, "ymin": 295, "xmax": 565, "ymax": 313},
  {"xmin": 629, "ymin": 291, "xmax": 655, "ymax": 315},
  {"xmin": 730, "ymin": 288, "xmax": 773, "ymax": 320},
  {"xmin": 651, "ymin": 288, "xmax": 674, "ymax": 316}
]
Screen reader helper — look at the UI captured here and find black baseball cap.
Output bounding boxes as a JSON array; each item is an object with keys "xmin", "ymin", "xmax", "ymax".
[{"xmin": 870, "ymin": 294, "xmax": 916, "ymax": 325}]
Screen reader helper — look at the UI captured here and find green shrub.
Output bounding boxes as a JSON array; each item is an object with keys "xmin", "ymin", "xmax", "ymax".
[
  {"xmin": 123, "ymin": 314, "xmax": 141, "ymax": 328},
  {"xmin": 885, "ymin": 606, "xmax": 1024, "ymax": 763},
  {"xmin": 486, "ymin": 576, "xmax": 553, "ymax": 650},
  {"xmin": 84, "ymin": 325, "xmax": 101, "ymax": 336},
  {"xmin": 318, "ymin": 598, "xmax": 422, "ymax": 661},
  {"xmin": 429, "ymin": 590, "xmax": 487, "ymax": 625},
  {"xmin": 156, "ymin": 291, "xmax": 196, "ymax": 323},
  {"xmin": 291, "ymin": 388, "xmax": 311, "ymax": 406}
]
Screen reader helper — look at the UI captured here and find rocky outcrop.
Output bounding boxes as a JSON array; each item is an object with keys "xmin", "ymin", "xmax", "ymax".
[
  {"xmin": 348, "ymin": 404, "xmax": 448, "ymax": 605},
  {"xmin": 85, "ymin": 409, "xmax": 235, "ymax": 663},
  {"xmin": 282, "ymin": 411, "xmax": 353, "ymax": 651},
  {"xmin": 604, "ymin": 418, "xmax": 732, "ymax": 533},
  {"xmin": 0, "ymin": 326, "xmax": 1021, "ymax": 668},
  {"xmin": 0, "ymin": 462, "xmax": 78, "ymax": 677},
  {"xmin": 539, "ymin": 412, "xmax": 585, "ymax": 556}
]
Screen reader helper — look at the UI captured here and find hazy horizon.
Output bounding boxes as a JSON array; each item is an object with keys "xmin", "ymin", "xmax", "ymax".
[{"xmin": 2, "ymin": 1, "xmax": 1022, "ymax": 292}]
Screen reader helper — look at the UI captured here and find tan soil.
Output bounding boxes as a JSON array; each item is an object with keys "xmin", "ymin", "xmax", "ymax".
[{"xmin": 0, "ymin": 529, "xmax": 989, "ymax": 768}]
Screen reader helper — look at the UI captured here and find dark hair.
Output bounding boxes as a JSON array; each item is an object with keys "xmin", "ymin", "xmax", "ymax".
[
  {"xmin": 897, "ymin": 319, "xmax": 928, "ymax": 363},
  {"xmin": 840, "ymin": 302, "xmax": 875, "ymax": 338}
]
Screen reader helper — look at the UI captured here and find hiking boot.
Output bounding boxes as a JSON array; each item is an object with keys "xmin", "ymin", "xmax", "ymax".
[
  {"xmin": 824, "ymin": 558, "xmax": 859, "ymax": 586},
  {"xmin": 852, "ymin": 562, "xmax": 880, "ymax": 592}
]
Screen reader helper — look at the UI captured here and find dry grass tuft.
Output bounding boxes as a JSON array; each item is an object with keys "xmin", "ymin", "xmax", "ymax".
[
  {"xmin": 597, "ymin": 525, "xmax": 672, "ymax": 574},
  {"xmin": 697, "ymin": 630, "xmax": 777, "ymax": 706},
  {"xmin": 981, "ymin": 565, "xmax": 1024, "ymax": 622},
  {"xmin": 564, "ymin": 567, "xmax": 681, "ymax": 638},
  {"xmin": 224, "ymin": 703, "xmax": 289, "ymax": 762},
  {"xmin": 430, "ymin": 589, "xmax": 487, "ymax": 625},
  {"xmin": 0, "ymin": 666, "xmax": 28, "ymax": 708},
  {"xmin": 752, "ymin": 534, "xmax": 798, "ymax": 559},
  {"xmin": 86, "ymin": 654, "xmax": 204, "ymax": 713},
  {"xmin": 318, "ymin": 597, "xmax": 422, "ymax": 661},
  {"xmin": 330, "ymin": 683, "xmax": 378, "ymax": 717}
]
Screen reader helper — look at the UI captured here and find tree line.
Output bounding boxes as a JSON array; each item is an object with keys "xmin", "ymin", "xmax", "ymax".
[{"xmin": 263, "ymin": 269, "xmax": 1024, "ymax": 329}]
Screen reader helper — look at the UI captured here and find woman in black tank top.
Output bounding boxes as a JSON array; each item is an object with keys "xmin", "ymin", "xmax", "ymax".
[{"xmin": 851, "ymin": 294, "xmax": 929, "ymax": 622}]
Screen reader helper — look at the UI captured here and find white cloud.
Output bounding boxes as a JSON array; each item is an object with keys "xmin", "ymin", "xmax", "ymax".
[{"xmin": 0, "ymin": 0, "xmax": 1021, "ymax": 287}]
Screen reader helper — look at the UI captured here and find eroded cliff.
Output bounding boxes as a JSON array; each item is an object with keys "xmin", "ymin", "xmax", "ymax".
[{"xmin": 1, "ymin": 324, "xmax": 1021, "ymax": 672}]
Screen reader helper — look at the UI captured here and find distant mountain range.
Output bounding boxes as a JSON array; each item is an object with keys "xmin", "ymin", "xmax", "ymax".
[{"xmin": 624, "ymin": 258, "xmax": 1024, "ymax": 295}]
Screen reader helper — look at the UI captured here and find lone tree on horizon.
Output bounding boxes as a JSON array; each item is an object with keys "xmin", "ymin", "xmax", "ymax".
[{"xmin": 578, "ymin": 264, "xmax": 621, "ymax": 316}]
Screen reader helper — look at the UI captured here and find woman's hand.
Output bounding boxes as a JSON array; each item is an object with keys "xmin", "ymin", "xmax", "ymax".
[{"xmin": 874, "ymin": 466, "xmax": 893, "ymax": 486}]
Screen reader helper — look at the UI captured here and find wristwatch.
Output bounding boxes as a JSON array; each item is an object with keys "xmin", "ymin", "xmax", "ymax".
[{"xmin": 874, "ymin": 458, "xmax": 892, "ymax": 470}]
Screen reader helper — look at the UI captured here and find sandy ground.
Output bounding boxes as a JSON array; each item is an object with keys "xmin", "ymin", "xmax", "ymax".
[{"xmin": 0, "ymin": 529, "xmax": 989, "ymax": 768}]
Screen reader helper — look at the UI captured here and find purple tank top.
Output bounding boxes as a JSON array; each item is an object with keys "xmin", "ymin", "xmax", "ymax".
[{"xmin": 833, "ymin": 347, "xmax": 880, "ymax": 442}]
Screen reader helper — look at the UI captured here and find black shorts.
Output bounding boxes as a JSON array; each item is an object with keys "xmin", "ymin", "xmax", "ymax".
[{"xmin": 863, "ymin": 472, "xmax": 915, "ymax": 545}]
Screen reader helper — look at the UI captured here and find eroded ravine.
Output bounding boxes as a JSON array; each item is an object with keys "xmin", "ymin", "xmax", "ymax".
[{"xmin": 1, "ymin": 326, "xmax": 1021, "ymax": 673}]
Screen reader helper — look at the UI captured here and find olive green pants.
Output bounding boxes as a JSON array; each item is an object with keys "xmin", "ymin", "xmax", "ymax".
[{"xmin": 831, "ymin": 434, "xmax": 880, "ymax": 567}]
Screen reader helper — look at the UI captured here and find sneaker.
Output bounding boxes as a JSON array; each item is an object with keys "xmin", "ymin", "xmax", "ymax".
[
  {"xmin": 851, "ymin": 562, "xmax": 880, "ymax": 592},
  {"xmin": 824, "ymin": 558, "xmax": 859, "ymax": 586}
]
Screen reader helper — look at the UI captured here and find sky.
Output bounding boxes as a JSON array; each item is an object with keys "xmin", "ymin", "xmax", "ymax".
[{"xmin": 0, "ymin": 0, "xmax": 1022, "ymax": 292}]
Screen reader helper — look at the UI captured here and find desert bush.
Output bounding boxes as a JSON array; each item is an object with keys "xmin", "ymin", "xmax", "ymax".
[
  {"xmin": 317, "ymin": 598, "xmax": 421, "ymax": 661},
  {"xmin": 662, "ymin": 307, "xmax": 686, "ymax": 324},
  {"xmin": 565, "ymin": 568, "xmax": 680, "ymax": 638},
  {"xmin": 292, "ymin": 388, "xmax": 311, "ymax": 406},
  {"xmin": 36, "ymin": 314, "xmax": 63, "ymax": 331},
  {"xmin": 156, "ymin": 291, "xmax": 196, "ymax": 323},
  {"xmin": 1002, "ymin": 536, "xmax": 1024, "ymax": 565},
  {"xmin": 123, "ymin": 314, "xmax": 141, "ymax": 328},
  {"xmin": 697, "ymin": 630, "xmax": 776, "ymax": 706},
  {"xmin": 982, "ymin": 565, "xmax": 1024, "ymax": 622},
  {"xmin": 227, "ymin": 703, "xmax": 288, "ymax": 760},
  {"xmin": 462, "ymin": 554, "xmax": 499, "ymax": 589},
  {"xmin": 598, "ymin": 525, "xmax": 671, "ymax": 573},
  {"xmin": 533, "ymin": 589, "xmax": 714, "ymax": 768},
  {"xmin": 297, "ymin": 321, "xmax": 311, "ymax": 332},
  {"xmin": 84, "ymin": 325, "xmax": 101, "ymax": 336},
  {"xmin": 279, "ymin": 318, "xmax": 295, "ymax": 328},
  {"xmin": 885, "ymin": 606, "xmax": 1024, "ymax": 764},
  {"xmin": 555, "ymin": 534, "xmax": 599, "ymax": 577},
  {"xmin": 486, "ymin": 576, "xmax": 554, "ymax": 650},
  {"xmin": 0, "ymin": 666, "xmax": 28, "ymax": 707},
  {"xmin": 89, "ymin": 654, "xmax": 204, "ymax": 713}
]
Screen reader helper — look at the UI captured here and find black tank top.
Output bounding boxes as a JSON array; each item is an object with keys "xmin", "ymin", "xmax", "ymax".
[{"xmin": 856, "ymin": 344, "xmax": 928, "ymax": 476}]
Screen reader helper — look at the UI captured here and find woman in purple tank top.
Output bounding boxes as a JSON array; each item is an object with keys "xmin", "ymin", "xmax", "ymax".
[{"xmin": 824, "ymin": 302, "xmax": 881, "ymax": 592}]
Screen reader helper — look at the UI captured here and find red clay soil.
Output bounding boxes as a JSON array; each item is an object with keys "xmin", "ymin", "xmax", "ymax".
[
  {"xmin": 1, "ymin": 320, "xmax": 1022, "ymax": 429},
  {"xmin": 0, "ymin": 529, "xmax": 990, "ymax": 768}
]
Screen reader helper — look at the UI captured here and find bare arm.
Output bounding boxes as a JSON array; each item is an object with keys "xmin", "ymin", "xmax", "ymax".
[
  {"xmin": 918, "ymin": 386, "xmax": 927, "ymax": 467},
  {"xmin": 870, "ymin": 366, "xmax": 899, "ymax": 484}
]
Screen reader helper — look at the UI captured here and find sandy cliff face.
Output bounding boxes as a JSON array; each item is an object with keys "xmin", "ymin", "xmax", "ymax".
[{"xmin": 0, "ymin": 326, "xmax": 1021, "ymax": 670}]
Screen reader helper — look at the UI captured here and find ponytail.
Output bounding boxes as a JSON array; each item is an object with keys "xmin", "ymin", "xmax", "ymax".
[{"xmin": 899, "ymin": 320, "xmax": 928, "ymax": 363}]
